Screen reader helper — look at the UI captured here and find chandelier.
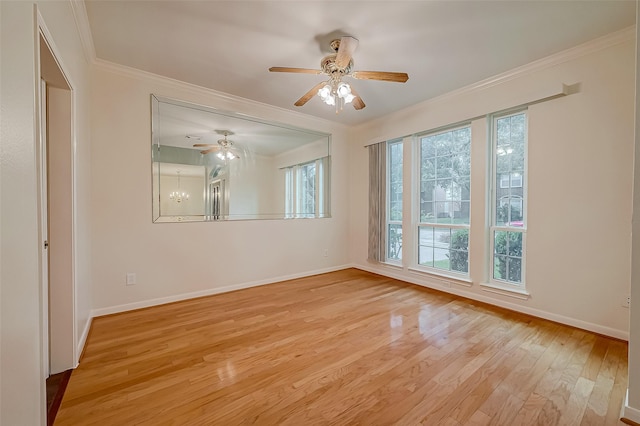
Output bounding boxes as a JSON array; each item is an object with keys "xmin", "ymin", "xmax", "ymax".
[
  {"xmin": 317, "ymin": 77, "xmax": 356, "ymax": 113},
  {"xmin": 169, "ymin": 170, "xmax": 189, "ymax": 203}
]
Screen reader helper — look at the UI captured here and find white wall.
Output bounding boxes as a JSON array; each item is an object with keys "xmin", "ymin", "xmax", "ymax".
[
  {"xmin": 275, "ymin": 138, "xmax": 329, "ymax": 169},
  {"xmin": 228, "ymin": 154, "xmax": 278, "ymax": 218},
  {"xmin": 90, "ymin": 64, "xmax": 350, "ymax": 314},
  {"xmin": 0, "ymin": 1, "xmax": 93, "ymax": 424},
  {"xmin": 1, "ymin": 3, "xmax": 44, "ymax": 424},
  {"xmin": 349, "ymin": 30, "xmax": 635, "ymax": 339}
]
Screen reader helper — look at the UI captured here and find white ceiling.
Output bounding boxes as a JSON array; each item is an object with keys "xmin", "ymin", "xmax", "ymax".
[{"xmin": 85, "ymin": 1, "xmax": 635, "ymax": 126}]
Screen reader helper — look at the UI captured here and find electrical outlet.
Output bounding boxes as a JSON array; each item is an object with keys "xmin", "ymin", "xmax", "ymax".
[
  {"xmin": 622, "ymin": 296, "xmax": 630, "ymax": 308},
  {"xmin": 323, "ymin": 249, "xmax": 328, "ymax": 257},
  {"xmin": 126, "ymin": 273, "xmax": 137, "ymax": 286}
]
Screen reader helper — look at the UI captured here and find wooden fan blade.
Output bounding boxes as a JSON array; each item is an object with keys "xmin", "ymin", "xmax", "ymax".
[
  {"xmin": 269, "ymin": 67, "xmax": 322, "ymax": 74},
  {"xmin": 352, "ymin": 71, "xmax": 409, "ymax": 83},
  {"xmin": 349, "ymin": 86, "xmax": 366, "ymax": 110},
  {"xmin": 335, "ymin": 36, "xmax": 358, "ymax": 69},
  {"xmin": 199, "ymin": 147, "xmax": 220, "ymax": 154},
  {"xmin": 295, "ymin": 81, "xmax": 326, "ymax": 107},
  {"xmin": 192, "ymin": 143, "xmax": 215, "ymax": 147}
]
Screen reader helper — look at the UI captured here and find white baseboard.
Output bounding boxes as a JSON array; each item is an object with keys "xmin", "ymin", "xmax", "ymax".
[
  {"xmin": 623, "ymin": 390, "xmax": 640, "ymax": 423},
  {"xmin": 91, "ymin": 264, "xmax": 352, "ymax": 318},
  {"xmin": 83, "ymin": 262, "xmax": 627, "ymax": 364},
  {"xmin": 351, "ymin": 263, "xmax": 629, "ymax": 341},
  {"xmin": 75, "ymin": 315, "xmax": 92, "ymax": 367}
]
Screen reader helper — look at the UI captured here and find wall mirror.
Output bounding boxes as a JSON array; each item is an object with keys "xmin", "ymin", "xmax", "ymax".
[{"xmin": 151, "ymin": 95, "xmax": 331, "ymax": 222}]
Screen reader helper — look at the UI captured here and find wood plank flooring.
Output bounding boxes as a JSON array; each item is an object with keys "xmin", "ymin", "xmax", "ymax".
[{"xmin": 55, "ymin": 269, "xmax": 629, "ymax": 425}]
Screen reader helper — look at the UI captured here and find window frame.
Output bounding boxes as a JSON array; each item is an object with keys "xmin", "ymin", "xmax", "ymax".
[
  {"xmin": 414, "ymin": 123, "xmax": 471, "ymax": 277},
  {"xmin": 489, "ymin": 109, "xmax": 528, "ymax": 288},
  {"xmin": 284, "ymin": 157, "xmax": 327, "ymax": 219}
]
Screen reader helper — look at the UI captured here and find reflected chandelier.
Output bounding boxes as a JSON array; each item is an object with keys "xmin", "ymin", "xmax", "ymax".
[{"xmin": 169, "ymin": 170, "xmax": 189, "ymax": 203}]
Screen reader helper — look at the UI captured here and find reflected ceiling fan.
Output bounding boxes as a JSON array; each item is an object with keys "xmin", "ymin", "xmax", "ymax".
[
  {"xmin": 192, "ymin": 131, "xmax": 240, "ymax": 160},
  {"xmin": 269, "ymin": 36, "xmax": 409, "ymax": 112}
]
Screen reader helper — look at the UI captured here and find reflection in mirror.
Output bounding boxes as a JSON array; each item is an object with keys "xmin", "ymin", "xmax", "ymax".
[{"xmin": 151, "ymin": 95, "xmax": 331, "ymax": 222}]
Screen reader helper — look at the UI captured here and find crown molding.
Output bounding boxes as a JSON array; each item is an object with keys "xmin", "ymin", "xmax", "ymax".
[
  {"xmin": 70, "ymin": 0, "xmax": 633, "ymax": 132},
  {"xmin": 356, "ymin": 24, "xmax": 635, "ymax": 133},
  {"xmin": 448, "ymin": 25, "xmax": 636, "ymax": 97},
  {"xmin": 69, "ymin": 0, "xmax": 96, "ymax": 63},
  {"xmin": 93, "ymin": 58, "xmax": 346, "ymax": 132}
]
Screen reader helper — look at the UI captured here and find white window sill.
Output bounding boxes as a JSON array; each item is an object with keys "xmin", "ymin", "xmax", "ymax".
[
  {"xmin": 379, "ymin": 261, "xmax": 404, "ymax": 270},
  {"xmin": 480, "ymin": 282, "xmax": 530, "ymax": 300},
  {"xmin": 408, "ymin": 267, "xmax": 473, "ymax": 287}
]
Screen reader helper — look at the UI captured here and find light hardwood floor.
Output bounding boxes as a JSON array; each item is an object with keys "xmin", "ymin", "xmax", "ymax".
[{"xmin": 56, "ymin": 269, "xmax": 629, "ymax": 425}]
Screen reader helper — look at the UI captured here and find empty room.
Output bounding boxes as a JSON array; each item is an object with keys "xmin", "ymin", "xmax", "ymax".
[{"xmin": 2, "ymin": 1, "xmax": 640, "ymax": 425}]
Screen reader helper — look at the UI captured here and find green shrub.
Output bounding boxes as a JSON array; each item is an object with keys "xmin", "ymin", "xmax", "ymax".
[
  {"xmin": 447, "ymin": 229, "xmax": 469, "ymax": 273},
  {"xmin": 388, "ymin": 226, "xmax": 402, "ymax": 260},
  {"xmin": 494, "ymin": 231, "xmax": 522, "ymax": 282}
]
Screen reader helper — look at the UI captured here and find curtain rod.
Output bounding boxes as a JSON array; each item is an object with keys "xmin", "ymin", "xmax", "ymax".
[{"xmin": 363, "ymin": 82, "xmax": 580, "ymax": 148}]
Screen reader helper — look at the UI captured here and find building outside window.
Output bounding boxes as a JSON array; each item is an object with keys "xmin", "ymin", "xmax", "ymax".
[
  {"xmin": 491, "ymin": 111, "xmax": 527, "ymax": 285},
  {"xmin": 417, "ymin": 125, "xmax": 471, "ymax": 274}
]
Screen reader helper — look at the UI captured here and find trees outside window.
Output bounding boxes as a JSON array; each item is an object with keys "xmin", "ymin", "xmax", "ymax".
[
  {"xmin": 387, "ymin": 140, "xmax": 403, "ymax": 261},
  {"xmin": 491, "ymin": 111, "xmax": 527, "ymax": 285},
  {"xmin": 417, "ymin": 126, "xmax": 471, "ymax": 274}
]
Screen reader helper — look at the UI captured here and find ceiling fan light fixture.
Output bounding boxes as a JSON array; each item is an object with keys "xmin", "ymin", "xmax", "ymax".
[
  {"xmin": 318, "ymin": 80, "xmax": 354, "ymax": 108},
  {"xmin": 318, "ymin": 84, "xmax": 332, "ymax": 100},
  {"xmin": 337, "ymin": 82, "xmax": 351, "ymax": 98},
  {"xmin": 323, "ymin": 94, "xmax": 336, "ymax": 106},
  {"xmin": 216, "ymin": 151, "xmax": 231, "ymax": 160},
  {"xmin": 194, "ymin": 131, "xmax": 240, "ymax": 160},
  {"xmin": 270, "ymin": 35, "xmax": 407, "ymax": 113},
  {"xmin": 216, "ymin": 149, "xmax": 237, "ymax": 161}
]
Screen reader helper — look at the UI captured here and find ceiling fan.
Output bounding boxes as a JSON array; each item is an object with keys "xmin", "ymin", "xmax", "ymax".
[
  {"xmin": 269, "ymin": 36, "xmax": 409, "ymax": 112},
  {"xmin": 192, "ymin": 131, "xmax": 240, "ymax": 160}
]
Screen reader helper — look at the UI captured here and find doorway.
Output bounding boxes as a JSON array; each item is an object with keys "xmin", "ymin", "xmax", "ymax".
[{"xmin": 38, "ymin": 28, "xmax": 75, "ymax": 423}]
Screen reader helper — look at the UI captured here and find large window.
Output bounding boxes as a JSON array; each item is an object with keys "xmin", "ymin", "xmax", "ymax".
[
  {"xmin": 285, "ymin": 158, "xmax": 327, "ymax": 218},
  {"xmin": 387, "ymin": 140, "xmax": 403, "ymax": 262},
  {"xmin": 491, "ymin": 111, "xmax": 527, "ymax": 285},
  {"xmin": 417, "ymin": 126, "xmax": 471, "ymax": 274}
]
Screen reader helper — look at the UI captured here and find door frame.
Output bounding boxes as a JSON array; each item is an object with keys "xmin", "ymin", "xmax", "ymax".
[{"xmin": 37, "ymin": 10, "xmax": 78, "ymax": 374}]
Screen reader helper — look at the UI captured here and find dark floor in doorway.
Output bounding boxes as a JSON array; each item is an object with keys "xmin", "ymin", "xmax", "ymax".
[{"xmin": 47, "ymin": 369, "xmax": 71, "ymax": 426}]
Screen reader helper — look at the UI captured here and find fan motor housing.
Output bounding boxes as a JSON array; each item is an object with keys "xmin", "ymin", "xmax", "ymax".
[{"xmin": 321, "ymin": 54, "xmax": 353, "ymax": 76}]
